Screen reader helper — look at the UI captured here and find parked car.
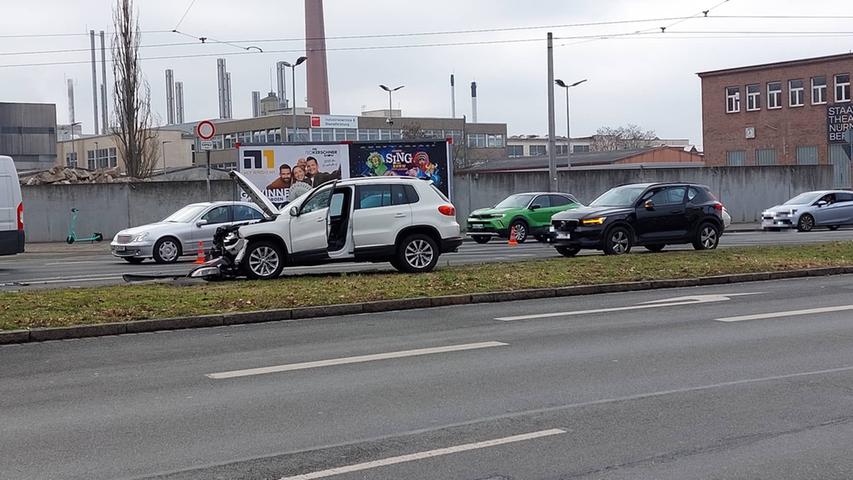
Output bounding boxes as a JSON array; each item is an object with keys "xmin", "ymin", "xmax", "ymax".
[
  {"xmin": 0, "ymin": 156, "xmax": 25, "ymax": 257},
  {"xmin": 549, "ymin": 182, "xmax": 725, "ymax": 256},
  {"xmin": 110, "ymin": 201, "xmax": 266, "ymax": 264},
  {"xmin": 466, "ymin": 192, "xmax": 581, "ymax": 243},
  {"xmin": 761, "ymin": 190, "xmax": 853, "ymax": 232},
  {"xmin": 197, "ymin": 172, "xmax": 463, "ymax": 280}
]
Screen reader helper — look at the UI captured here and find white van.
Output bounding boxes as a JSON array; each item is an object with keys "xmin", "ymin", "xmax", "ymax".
[{"xmin": 0, "ymin": 156, "xmax": 25, "ymax": 256}]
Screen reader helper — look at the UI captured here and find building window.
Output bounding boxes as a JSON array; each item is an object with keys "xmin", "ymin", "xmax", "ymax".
[
  {"xmin": 530, "ymin": 145, "xmax": 547, "ymax": 156},
  {"xmin": 788, "ymin": 79, "xmax": 804, "ymax": 107},
  {"xmin": 726, "ymin": 150, "xmax": 746, "ymax": 166},
  {"xmin": 487, "ymin": 134, "xmax": 504, "ymax": 148},
  {"xmin": 212, "ymin": 135, "xmax": 224, "ymax": 150},
  {"xmin": 725, "ymin": 86, "xmax": 740, "ymax": 113},
  {"xmin": 66, "ymin": 152, "xmax": 78, "ymax": 168},
  {"xmin": 746, "ymin": 84, "xmax": 760, "ymax": 111},
  {"xmin": 508, "ymin": 145, "xmax": 524, "ymax": 157},
  {"xmin": 836, "ymin": 74, "xmax": 851, "ymax": 102},
  {"xmin": 573, "ymin": 145, "xmax": 590, "ymax": 153},
  {"xmin": 812, "ymin": 76, "xmax": 827, "ymax": 105},
  {"xmin": 87, "ymin": 150, "xmax": 95, "ymax": 170},
  {"xmin": 796, "ymin": 146, "xmax": 819, "ymax": 165},
  {"xmin": 467, "ymin": 133, "xmax": 487, "ymax": 148},
  {"xmin": 556, "ymin": 145, "xmax": 568, "ymax": 155},
  {"xmin": 108, "ymin": 147, "xmax": 117, "ymax": 168},
  {"xmin": 756, "ymin": 148, "xmax": 777, "ymax": 166},
  {"xmin": 446, "ymin": 130, "xmax": 463, "ymax": 145},
  {"xmin": 767, "ymin": 82, "xmax": 782, "ymax": 109},
  {"xmin": 224, "ymin": 134, "xmax": 234, "ymax": 149}
]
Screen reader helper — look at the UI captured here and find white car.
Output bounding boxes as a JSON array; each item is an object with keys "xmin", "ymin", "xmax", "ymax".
[
  {"xmin": 0, "ymin": 156, "xmax": 25, "ymax": 256},
  {"xmin": 217, "ymin": 171, "xmax": 463, "ymax": 279},
  {"xmin": 111, "ymin": 201, "xmax": 266, "ymax": 263}
]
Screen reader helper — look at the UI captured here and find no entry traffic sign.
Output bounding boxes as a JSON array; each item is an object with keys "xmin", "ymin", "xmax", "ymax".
[{"xmin": 196, "ymin": 120, "xmax": 216, "ymax": 140}]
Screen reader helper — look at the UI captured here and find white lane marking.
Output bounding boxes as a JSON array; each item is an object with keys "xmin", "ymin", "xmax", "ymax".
[
  {"xmin": 44, "ymin": 260, "xmax": 114, "ymax": 266},
  {"xmin": 278, "ymin": 429, "xmax": 566, "ymax": 480},
  {"xmin": 207, "ymin": 341, "xmax": 509, "ymax": 379},
  {"xmin": 496, "ymin": 293, "xmax": 763, "ymax": 321},
  {"xmin": 716, "ymin": 305, "xmax": 853, "ymax": 322}
]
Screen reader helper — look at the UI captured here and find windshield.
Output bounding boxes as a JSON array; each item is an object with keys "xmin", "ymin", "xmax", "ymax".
[
  {"xmin": 590, "ymin": 185, "xmax": 648, "ymax": 207},
  {"xmin": 163, "ymin": 205, "xmax": 207, "ymax": 223},
  {"xmin": 495, "ymin": 194, "xmax": 535, "ymax": 209},
  {"xmin": 784, "ymin": 192, "xmax": 823, "ymax": 205}
]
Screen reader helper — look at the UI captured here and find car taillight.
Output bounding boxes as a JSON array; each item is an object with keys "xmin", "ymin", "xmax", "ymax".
[
  {"xmin": 16, "ymin": 202, "xmax": 23, "ymax": 231},
  {"xmin": 438, "ymin": 205, "xmax": 456, "ymax": 216},
  {"xmin": 714, "ymin": 202, "xmax": 723, "ymax": 212}
]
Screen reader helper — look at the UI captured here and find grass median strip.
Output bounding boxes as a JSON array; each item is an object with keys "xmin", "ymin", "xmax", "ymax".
[{"xmin": 2, "ymin": 242, "xmax": 852, "ymax": 330}]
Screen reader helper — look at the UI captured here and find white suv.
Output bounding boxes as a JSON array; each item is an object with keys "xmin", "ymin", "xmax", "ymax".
[{"xmin": 217, "ymin": 171, "xmax": 462, "ymax": 279}]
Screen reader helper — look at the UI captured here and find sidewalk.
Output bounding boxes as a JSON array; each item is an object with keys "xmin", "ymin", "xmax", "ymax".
[{"xmin": 24, "ymin": 241, "xmax": 111, "ymax": 255}]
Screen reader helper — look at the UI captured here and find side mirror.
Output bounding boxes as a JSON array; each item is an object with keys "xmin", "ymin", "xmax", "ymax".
[
  {"xmin": 289, "ymin": 206, "xmax": 299, "ymax": 217},
  {"xmin": 195, "ymin": 219, "xmax": 208, "ymax": 228},
  {"xmin": 817, "ymin": 200, "xmax": 828, "ymax": 207},
  {"xmin": 530, "ymin": 204, "xmax": 541, "ymax": 211},
  {"xmin": 644, "ymin": 200, "xmax": 655, "ymax": 211}
]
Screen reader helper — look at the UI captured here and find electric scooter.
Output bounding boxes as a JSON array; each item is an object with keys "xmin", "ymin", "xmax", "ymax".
[{"xmin": 66, "ymin": 208, "xmax": 104, "ymax": 244}]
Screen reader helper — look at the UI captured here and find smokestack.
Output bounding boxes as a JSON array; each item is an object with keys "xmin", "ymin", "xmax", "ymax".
[
  {"xmin": 67, "ymin": 79, "xmax": 76, "ymax": 124},
  {"xmin": 165, "ymin": 69, "xmax": 175, "ymax": 125},
  {"xmin": 175, "ymin": 81, "xmax": 184, "ymax": 124},
  {"xmin": 471, "ymin": 81, "xmax": 478, "ymax": 123},
  {"xmin": 276, "ymin": 61, "xmax": 289, "ymax": 109},
  {"xmin": 217, "ymin": 59, "xmax": 227, "ymax": 119},
  {"xmin": 225, "ymin": 72, "xmax": 233, "ymax": 119},
  {"xmin": 450, "ymin": 74, "xmax": 456, "ymax": 118},
  {"xmin": 99, "ymin": 31, "xmax": 108, "ymax": 133},
  {"xmin": 305, "ymin": 0, "xmax": 331, "ymax": 114},
  {"xmin": 252, "ymin": 91, "xmax": 261, "ymax": 118},
  {"xmin": 89, "ymin": 30, "xmax": 99, "ymax": 135}
]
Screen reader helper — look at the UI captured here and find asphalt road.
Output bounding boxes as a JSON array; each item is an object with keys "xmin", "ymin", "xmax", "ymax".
[
  {"xmin": 3, "ymin": 275, "xmax": 853, "ymax": 479},
  {"xmin": 2, "ymin": 228, "xmax": 853, "ymax": 290}
]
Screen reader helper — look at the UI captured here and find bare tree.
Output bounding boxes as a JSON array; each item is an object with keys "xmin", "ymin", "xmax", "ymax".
[
  {"xmin": 591, "ymin": 124, "xmax": 658, "ymax": 151},
  {"xmin": 401, "ymin": 122, "xmax": 425, "ymax": 139},
  {"xmin": 112, "ymin": 0, "xmax": 158, "ymax": 178}
]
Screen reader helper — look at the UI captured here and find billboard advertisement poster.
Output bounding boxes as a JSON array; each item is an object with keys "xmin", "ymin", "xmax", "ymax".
[
  {"xmin": 348, "ymin": 141, "xmax": 451, "ymax": 197},
  {"xmin": 238, "ymin": 144, "xmax": 349, "ymax": 204}
]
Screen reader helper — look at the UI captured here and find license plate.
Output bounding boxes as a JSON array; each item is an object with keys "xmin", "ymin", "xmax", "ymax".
[
  {"xmin": 115, "ymin": 246, "xmax": 127, "ymax": 252},
  {"xmin": 557, "ymin": 233, "xmax": 571, "ymax": 239},
  {"xmin": 470, "ymin": 224, "xmax": 484, "ymax": 230}
]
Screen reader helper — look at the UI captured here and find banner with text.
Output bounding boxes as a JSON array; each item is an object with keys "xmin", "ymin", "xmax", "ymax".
[
  {"xmin": 238, "ymin": 144, "xmax": 349, "ymax": 204},
  {"xmin": 348, "ymin": 140, "xmax": 451, "ymax": 198}
]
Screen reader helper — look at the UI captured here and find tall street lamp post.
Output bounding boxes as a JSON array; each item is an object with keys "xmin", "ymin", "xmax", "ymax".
[
  {"xmin": 379, "ymin": 84, "xmax": 404, "ymax": 139},
  {"xmin": 554, "ymin": 78, "xmax": 587, "ymax": 170},
  {"xmin": 282, "ymin": 56, "xmax": 308, "ymax": 142}
]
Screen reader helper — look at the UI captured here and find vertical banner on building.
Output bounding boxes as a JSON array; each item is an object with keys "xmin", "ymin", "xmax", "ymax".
[
  {"xmin": 348, "ymin": 140, "xmax": 452, "ymax": 198},
  {"xmin": 238, "ymin": 144, "xmax": 349, "ymax": 204}
]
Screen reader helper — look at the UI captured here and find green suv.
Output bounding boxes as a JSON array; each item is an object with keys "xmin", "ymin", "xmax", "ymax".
[{"xmin": 466, "ymin": 192, "xmax": 580, "ymax": 243}]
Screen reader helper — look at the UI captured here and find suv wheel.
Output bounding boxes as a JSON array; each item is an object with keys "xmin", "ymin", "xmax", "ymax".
[
  {"xmin": 472, "ymin": 235, "xmax": 491, "ymax": 244},
  {"xmin": 153, "ymin": 237, "xmax": 181, "ymax": 264},
  {"xmin": 556, "ymin": 246, "xmax": 580, "ymax": 257},
  {"xmin": 693, "ymin": 222, "xmax": 720, "ymax": 250},
  {"xmin": 243, "ymin": 241, "xmax": 285, "ymax": 280},
  {"xmin": 509, "ymin": 220, "xmax": 528, "ymax": 243},
  {"xmin": 603, "ymin": 227, "xmax": 632, "ymax": 255},
  {"xmin": 395, "ymin": 234, "xmax": 439, "ymax": 273}
]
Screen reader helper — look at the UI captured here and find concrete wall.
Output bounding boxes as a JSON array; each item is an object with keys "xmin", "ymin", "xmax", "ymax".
[
  {"xmin": 454, "ymin": 165, "xmax": 834, "ymax": 224},
  {"xmin": 22, "ymin": 165, "xmax": 833, "ymax": 242},
  {"xmin": 22, "ymin": 180, "xmax": 239, "ymax": 242}
]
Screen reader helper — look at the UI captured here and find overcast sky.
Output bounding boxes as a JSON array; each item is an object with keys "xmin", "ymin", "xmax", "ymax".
[{"xmin": 1, "ymin": 0, "xmax": 851, "ymax": 148}]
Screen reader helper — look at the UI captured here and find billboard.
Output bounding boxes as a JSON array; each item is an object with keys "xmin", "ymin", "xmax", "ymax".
[
  {"xmin": 828, "ymin": 104, "xmax": 853, "ymax": 143},
  {"xmin": 238, "ymin": 144, "xmax": 349, "ymax": 204},
  {"xmin": 348, "ymin": 140, "xmax": 451, "ymax": 197},
  {"xmin": 310, "ymin": 115, "xmax": 359, "ymax": 129}
]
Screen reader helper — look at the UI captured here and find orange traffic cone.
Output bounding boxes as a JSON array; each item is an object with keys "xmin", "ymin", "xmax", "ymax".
[
  {"xmin": 195, "ymin": 241, "xmax": 206, "ymax": 264},
  {"xmin": 508, "ymin": 226, "xmax": 518, "ymax": 246}
]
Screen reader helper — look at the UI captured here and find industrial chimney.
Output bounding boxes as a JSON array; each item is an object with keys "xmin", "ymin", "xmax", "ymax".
[
  {"xmin": 471, "ymin": 81, "xmax": 478, "ymax": 123},
  {"xmin": 175, "ymin": 81, "xmax": 185, "ymax": 124},
  {"xmin": 252, "ymin": 91, "xmax": 261, "ymax": 118},
  {"xmin": 305, "ymin": 0, "xmax": 331, "ymax": 114},
  {"xmin": 165, "ymin": 69, "xmax": 176, "ymax": 125},
  {"xmin": 67, "ymin": 79, "xmax": 75, "ymax": 124},
  {"xmin": 276, "ymin": 61, "xmax": 289, "ymax": 109},
  {"xmin": 450, "ymin": 74, "xmax": 456, "ymax": 118},
  {"xmin": 217, "ymin": 59, "xmax": 227, "ymax": 119},
  {"xmin": 89, "ymin": 30, "xmax": 99, "ymax": 135}
]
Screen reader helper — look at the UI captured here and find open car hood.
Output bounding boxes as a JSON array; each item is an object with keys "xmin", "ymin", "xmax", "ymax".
[{"xmin": 229, "ymin": 170, "xmax": 278, "ymax": 219}]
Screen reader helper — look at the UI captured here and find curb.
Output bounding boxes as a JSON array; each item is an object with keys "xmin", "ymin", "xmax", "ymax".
[{"xmin": 3, "ymin": 266, "xmax": 852, "ymax": 345}]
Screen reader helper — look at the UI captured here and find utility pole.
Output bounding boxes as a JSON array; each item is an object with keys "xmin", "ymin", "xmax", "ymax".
[{"xmin": 546, "ymin": 32, "xmax": 557, "ymax": 192}]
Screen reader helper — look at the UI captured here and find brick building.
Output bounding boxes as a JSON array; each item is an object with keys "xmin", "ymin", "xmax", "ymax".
[{"xmin": 698, "ymin": 53, "xmax": 852, "ymax": 175}]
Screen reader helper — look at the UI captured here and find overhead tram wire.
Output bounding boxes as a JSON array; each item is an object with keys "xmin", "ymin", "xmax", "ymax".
[{"xmin": 173, "ymin": 0, "xmax": 199, "ymax": 31}]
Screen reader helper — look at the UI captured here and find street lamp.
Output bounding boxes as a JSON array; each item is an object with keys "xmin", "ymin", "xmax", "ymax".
[
  {"xmin": 554, "ymin": 78, "xmax": 587, "ymax": 169},
  {"xmin": 379, "ymin": 84, "xmax": 404, "ymax": 139},
  {"xmin": 161, "ymin": 140, "xmax": 173, "ymax": 172},
  {"xmin": 282, "ymin": 56, "xmax": 308, "ymax": 142}
]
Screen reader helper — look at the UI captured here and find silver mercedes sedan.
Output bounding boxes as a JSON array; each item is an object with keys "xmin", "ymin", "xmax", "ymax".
[
  {"xmin": 110, "ymin": 201, "xmax": 267, "ymax": 263},
  {"xmin": 762, "ymin": 190, "xmax": 853, "ymax": 232}
]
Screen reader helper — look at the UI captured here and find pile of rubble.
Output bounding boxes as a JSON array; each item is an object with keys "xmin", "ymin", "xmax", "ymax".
[{"xmin": 22, "ymin": 167, "xmax": 130, "ymax": 186}]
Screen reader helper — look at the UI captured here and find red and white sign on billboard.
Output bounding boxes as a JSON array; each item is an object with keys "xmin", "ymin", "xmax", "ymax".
[
  {"xmin": 310, "ymin": 115, "xmax": 359, "ymax": 129},
  {"xmin": 196, "ymin": 120, "xmax": 216, "ymax": 140}
]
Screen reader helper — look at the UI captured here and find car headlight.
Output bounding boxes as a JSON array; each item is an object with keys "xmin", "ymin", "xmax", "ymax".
[
  {"xmin": 581, "ymin": 217, "xmax": 606, "ymax": 225},
  {"xmin": 132, "ymin": 232, "xmax": 150, "ymax": 243}
]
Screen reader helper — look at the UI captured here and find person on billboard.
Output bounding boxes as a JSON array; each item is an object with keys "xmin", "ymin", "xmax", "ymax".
[
  {"xmin": 289, "ymin": 165, "xmax": 313, "ymax": 200},
  {"xmin": 305, "ymin": 156, "xmax": 341, "ymax": 186},
  {"xmin": 265, "ymin": 164, "xmax": 292, "ymax": 190}
]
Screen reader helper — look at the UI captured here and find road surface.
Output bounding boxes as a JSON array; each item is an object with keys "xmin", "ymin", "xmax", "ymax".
[
  {"xmin": 1, "ymin": 228, "xmax": 852, "ymax": 290},
  {"xmin": 2, "ymin": 275, "xmax": 853, "ymax": 479}
]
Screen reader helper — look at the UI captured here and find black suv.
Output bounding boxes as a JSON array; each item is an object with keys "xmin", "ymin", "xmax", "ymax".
[{"xmin": 549, "ymin": 183, "xmax": 725, "ymax": 257}]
